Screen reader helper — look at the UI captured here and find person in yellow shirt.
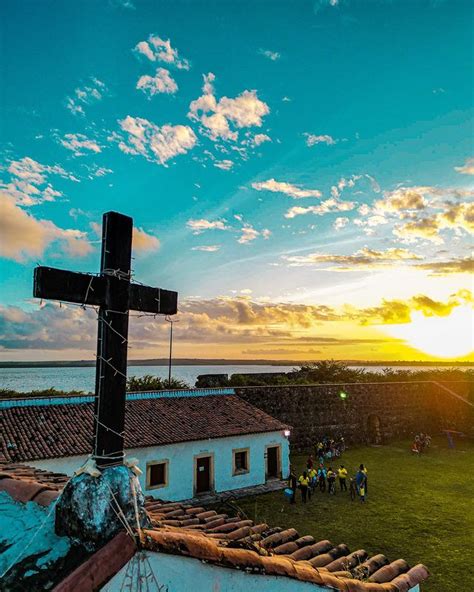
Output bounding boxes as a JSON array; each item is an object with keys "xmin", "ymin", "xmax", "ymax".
[
  {"xmin": 308, "ymin": 467, "xmax": 317, "ymax": 495},
  {"xmin": 298, "ymin": 471, "xmax": 310, "ymax": 503},
  {"xmin": 338, "ymin": 465, "xmax": 348, "ymax": 492}
]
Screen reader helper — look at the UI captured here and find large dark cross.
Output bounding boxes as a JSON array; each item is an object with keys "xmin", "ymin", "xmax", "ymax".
[{"xmin": 33, "ymin": 211, "xmax": 178, "ymax": 468}]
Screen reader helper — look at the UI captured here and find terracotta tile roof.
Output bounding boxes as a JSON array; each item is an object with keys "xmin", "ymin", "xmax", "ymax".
[
  {"xmin": 0, "ymin": 395, "xmax": 288, "ymax": 462},
  {"xmin": 142, "ymin": 499, "xmax": 430, "ymax": 591},
  {"xmin": 0, "ymin": 461, "xmax": 69, "ymax": 505}
]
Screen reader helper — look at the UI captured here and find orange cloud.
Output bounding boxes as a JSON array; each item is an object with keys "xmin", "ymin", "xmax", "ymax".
[{"xmin": 0, "ymin": 192, "xmax": 92, "ymax": 262}]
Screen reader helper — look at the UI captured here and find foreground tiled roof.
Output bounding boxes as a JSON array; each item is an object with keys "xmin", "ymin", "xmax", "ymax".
[
  {"xmin": 142, "ymin": 499, "xmax": 429, "ymax": 592},
  {"xmin": 0, "ymin": 394, "xmax": 288, "ymax": 462},
  {"xmin": 0, "ymin": 461, "xmax": 67, "ymax": 506}
]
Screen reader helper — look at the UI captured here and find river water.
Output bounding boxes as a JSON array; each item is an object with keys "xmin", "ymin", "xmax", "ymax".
[{"xmin": 0, "ymin": 364, "xmax": 465, "ymax": 393}]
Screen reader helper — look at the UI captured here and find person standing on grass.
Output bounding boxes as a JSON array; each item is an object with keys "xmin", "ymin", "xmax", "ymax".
[
  {"xmin": 327, "ymin": 467, "xmax": 336, "ymax": 494},
  {"xmin": 307, "ymin": 455, "xmax": 314, "ymax": 471},
  {"xmin": 288, "ymin": 468, "xmax": 297, "ymax": 504},
  {"xmin": 309, "ymin": 466, "xmax": 318, "ymax": 495},
  {"xmin": 356, "ymin": 465, "xmax": 367, "ymax": 500},
  {"xmin": 298, "ymin": 471, "xmax": 310, "ymax": 503},
  {"xmin": 318, "ymin": 464, "xmax": 327, "ymax": 492},
  {"xmin": 317, "ymin": 441, "xmax": 324, "ymax": 461},
  {"xmin": 349, "ymin": 477, "xmax": 357, "ymax": 501},
  {"xmin": 338, "ymin": 465, "xmax": 348, "ymax": 492}
]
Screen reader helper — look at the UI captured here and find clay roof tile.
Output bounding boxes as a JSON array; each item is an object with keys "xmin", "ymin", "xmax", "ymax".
[{"xmin": 1, "ymin": 395, "xmax": 288, "ymax": 462}]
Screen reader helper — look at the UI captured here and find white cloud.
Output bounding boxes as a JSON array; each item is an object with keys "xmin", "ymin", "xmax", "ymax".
[
  {"xmin": 66, "ymin": 78, "xmax": 106, "ymax": 116},
  {"xmin": 214, "ymin": 159, "xmax": 234, "ymax": 171},
  {"xmin": 259, "ymin": 49, "xmax": 281, "ymax": 61},
  {"xmin": 285, "ymin": 198, "xmax": 356, "ymax": 219},
  {"xmin": 455, "ymin": 158, "xmax": 474, "ymax": 175},
  {"xmin": 134, "ymin": 35, "xmax": 190, "ymax": 70},
  {"xmin": 186, "ymin": 219, "xmax": 229, "ymax": 234},
  {"xmin": 237, "ymin": 224, "xmax": 271, "ymax": 244},
  {"xmin": 354, "ymin": 214, "xmax": 388, "ymax": 230},
  {"xmin": 1, "ymin": 156, "xmax": 77, "ymax": 206},
  {"xmin": 116, "ymin": 116, "xmax": 197, "ymax": 165},
  {"xmin": 188, "ymin": 73, "xmax": 270, "ymax": 142},
  {"xmin": 191, "ymin": 245, "xmax": 221, "ymax": 252},
  {"xmin": 89, "ymin": 166, "xmax": 113, "ymax": 178},
  {"xmin": 60, "ymin": 133, "xmax": 102, "ymax": 156},
  {"xmin": 0, "ymin": 192, "xmax": 92, "ymax": 262},
  {"xmin": 251, "ymin": 178, "xmax": 322, "ymax": 199},
  {"xmin": 136, "ymin": 68, "xmax": 178, "ymax": 97},
  {"xmin": 238, "ymin": 224, "xmax": 260, "ymax": 244},
  {"xmin": 333, "ymin": 216, "xmax": 349, "ymax": 230},
  {"xmin": 109, "ymin": 0, "xmax": 135, "ymax": 8},
  {"xmin": 252, "ymin": 133, "xmax": 272, "ymax": 146},
  {"xmin": 304, "ymin": 133, "xmax": 336, "ymax": 147}
]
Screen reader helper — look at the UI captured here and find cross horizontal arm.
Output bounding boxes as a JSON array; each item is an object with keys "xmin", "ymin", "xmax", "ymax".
[
  {"xmin": 129, "ymin": 283, "xmax": 178, "ymax": 315},
  {"xmin": 34, "ymin": 266, "xmax": 178, "ymax": 315},
  {"xmin": 34, "ymin": 267, "xmax": 105, "ymax": 307}
]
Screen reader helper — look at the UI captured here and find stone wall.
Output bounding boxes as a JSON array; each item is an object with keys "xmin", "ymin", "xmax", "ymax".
[{"xmin": 235, "ymin": 381, "xmax": 473, "ymax": 450}]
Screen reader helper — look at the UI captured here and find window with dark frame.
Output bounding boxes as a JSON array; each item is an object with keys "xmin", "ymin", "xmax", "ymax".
[
  {"xmin": 234, "ymin": 449, "xmax": 249, "ymax": 473},
  {"xmin": 148, "ymin": 461, "xmax": 167, "ymax": 488}
]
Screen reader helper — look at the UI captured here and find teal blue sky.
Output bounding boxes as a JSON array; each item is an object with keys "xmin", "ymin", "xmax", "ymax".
[{"xmin": 0, "ymin": 0, "xmax": 473, "ymax": 361}]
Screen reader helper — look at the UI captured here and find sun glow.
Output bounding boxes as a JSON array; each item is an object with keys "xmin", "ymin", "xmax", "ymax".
[{"xmin": 380, "ymin": 305, "xmax": 474, "ymax": 359}]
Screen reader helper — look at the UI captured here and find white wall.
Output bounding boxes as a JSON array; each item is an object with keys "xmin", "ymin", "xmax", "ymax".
[
  {"xmin": 104, "ymin": 551, "xmax": 326, "ymax": 592},
  {"xmin": 29, "ymin": 430, "xmax": 290, "ymax": 501},
  {"xmin": 105, "ymin": 553, "xmax": 422, "ymax": 592}
]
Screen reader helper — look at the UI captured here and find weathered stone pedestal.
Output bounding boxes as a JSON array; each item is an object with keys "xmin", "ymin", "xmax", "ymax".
[{"xmin": 55, "ymin": 465, "xmax": 150, "ymax": 551}]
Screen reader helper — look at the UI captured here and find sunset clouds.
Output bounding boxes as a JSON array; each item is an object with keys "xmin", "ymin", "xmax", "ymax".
[
  {"xmin": 1, "ymin": 290, "xmax": 471, "ymax": 360},
  {"xmin": 1, "ymin": 3, "xmax": 472, "ymax": 362},
  {"xmin": 0, "ymin": 192, "xmax": 92, "ymax": 262}
]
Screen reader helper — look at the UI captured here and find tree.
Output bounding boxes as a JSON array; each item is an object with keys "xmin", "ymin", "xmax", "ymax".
[
  {"xmin": 294, "ymin": 360, "xmax": 368, "ymax": 383},
  {"xmin": 126, "ymin": 375, "xmax": 189, "ymax": 392}
]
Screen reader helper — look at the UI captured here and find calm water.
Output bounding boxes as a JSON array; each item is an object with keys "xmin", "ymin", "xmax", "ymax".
[{"xmin": 0, "ymin": 364, "xmax": 464, "ymax": 393}]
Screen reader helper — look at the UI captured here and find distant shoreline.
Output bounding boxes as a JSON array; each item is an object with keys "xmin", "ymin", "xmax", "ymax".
[{"xmin": 0, "ymin": 359, "xmax": 472, "ymax": 369}]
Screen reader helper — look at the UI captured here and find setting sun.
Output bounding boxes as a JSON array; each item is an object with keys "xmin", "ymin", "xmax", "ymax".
[{"xmin": 380, "ymin": 305, "xmax": 474, "ymax": 359}]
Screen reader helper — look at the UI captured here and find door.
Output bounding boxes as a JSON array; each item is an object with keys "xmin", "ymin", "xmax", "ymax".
[
  {"xmin": 266, "ymin": 446, "xmax": 280, "ymax": 479},
  {"xmin": 195, "ymin": 455, "xmax": 212, "ymax": 494}
]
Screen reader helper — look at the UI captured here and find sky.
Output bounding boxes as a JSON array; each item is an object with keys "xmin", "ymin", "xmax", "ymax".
[{"xmin": 0, "ymin": 0, "xmax": 473, "ymax": 362}]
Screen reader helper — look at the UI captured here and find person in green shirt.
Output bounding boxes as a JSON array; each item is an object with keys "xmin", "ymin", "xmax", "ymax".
[{"xmin": 338, "ymin": 465, "xmax": 348, "ymax": 492}]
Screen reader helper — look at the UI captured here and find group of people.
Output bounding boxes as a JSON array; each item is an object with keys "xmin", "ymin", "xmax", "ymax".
[
  {"xmin": 314, "ymin": 436, "xmax": 345, "ymax": 461},
  {"xmin": 287, "ymin": 458, "xmax": 368, "ymax": 504},
  {"xmin": 411, "ymin": 432, "xmax": 432, "ymax": 454}
]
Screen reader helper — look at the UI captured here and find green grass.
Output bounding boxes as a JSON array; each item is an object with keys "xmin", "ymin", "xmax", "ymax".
[{"xmin": 236, "ymin": 437, "xmax": 474, "ymax": 592}]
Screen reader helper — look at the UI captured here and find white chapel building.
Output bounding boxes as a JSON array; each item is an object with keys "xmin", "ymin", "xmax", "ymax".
[{"xmin": 0, "ymin": 389, "xmax": 290, "ymax": 501}]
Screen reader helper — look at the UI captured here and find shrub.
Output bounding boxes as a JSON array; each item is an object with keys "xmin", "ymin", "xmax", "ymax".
[{"xmin": 126, "ymin": 375, "xmax": 189, "ymax": 392}]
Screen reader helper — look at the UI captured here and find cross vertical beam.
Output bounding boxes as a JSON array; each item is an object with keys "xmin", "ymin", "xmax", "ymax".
[
  {"xmin": 33, "ymin": 210, "xmax": 178, "ymax": 471},
  {"xmin": 94, "ymin": 212, "xmax": 132, "ymax": 467}
]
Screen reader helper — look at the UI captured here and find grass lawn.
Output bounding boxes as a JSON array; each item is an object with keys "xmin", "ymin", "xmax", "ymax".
[{"xmin": 236, "ymin": 437, "xmax": 474, "ymax": 592}]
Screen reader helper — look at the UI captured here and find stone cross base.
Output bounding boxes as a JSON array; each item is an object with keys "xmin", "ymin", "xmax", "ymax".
[{"xmin": 55, "ymin": 465, "xmax": 150, "ymax": 551}]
